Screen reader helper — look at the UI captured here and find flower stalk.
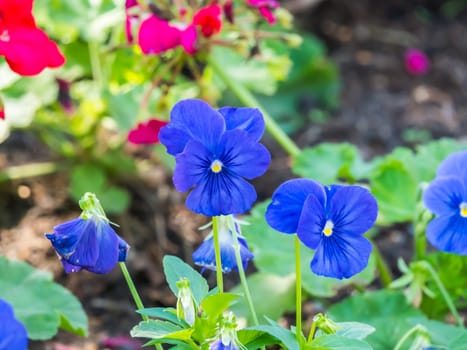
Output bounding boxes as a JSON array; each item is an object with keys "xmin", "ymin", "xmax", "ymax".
[
  {"xmin": 295, "ymin": 236, "xmax": 303, "ymax": 346},
  {"xmin": 212, "ymin": 216, "xmax": 224, "ymax": 293},
  {"xmin": 207, "ymin": 54, "xmax": 301, "ymax": 158}
]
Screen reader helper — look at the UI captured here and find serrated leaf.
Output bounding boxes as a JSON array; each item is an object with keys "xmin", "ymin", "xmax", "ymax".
[
  {"xmin": 309, "ymin": 335, "xmax": 372, "ymax": 350},
  {"xmin": 242, "ymin": 202, "xmax": 376, "ymax": 298},
  {"xmin": 328, "ymin": 290, "xmax": 425, "ymax": 350},
  {"xmin": 370, "ymin": 158, "xmax": 417, "ymax": 224},
  {"xmin": 163, "ymin": 255, "xmax": 209, "ymax": 306},
  {"xmin": 0, "ymin": 257, "xmax": 87, "ymax": 340}
]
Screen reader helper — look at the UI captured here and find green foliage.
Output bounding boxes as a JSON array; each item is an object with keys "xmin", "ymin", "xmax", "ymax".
[
  {"xmin": 70, "ymin": 163, "xmax": 130, "ymax": 214},
  {"xmin": 308, "ymin": 335, "xmax": 372, "ymax": 350},
  {"xmin": 249, "ymin": 318, "xmax": 300, "ymax": 350},
  {"xmin": 0, "ymin": 257, "xmax": 87, "ymax": 340},
  {"xmin": 328, "ymin": 290, "xmax": 426, "ymax": 350}
]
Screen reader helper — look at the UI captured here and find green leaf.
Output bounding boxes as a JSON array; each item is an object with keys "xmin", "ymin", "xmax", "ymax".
[
  {"xmin": 292, "ymin": 143, "xmax": 371, "ymax": 184},
  {"xmin": 70, "ymin": 163, "xmax": 106, "ymax": 200},
  {"xmin": 137, "ymin": 307, "xmax": 182, "ymax": 325},
  {"xmin": 242, "ymin": 202, "xmax": 376, "ymax": 298},
  {"xmin": 0, "ymin": 257, "xmax": 87, "ymax": 340},
  {"xmin": 406, "ymin": 317, "xmax": 467, "ymax": 347},
  {"xmin": 328, "ymin": 290, "xmax": 425, "ymax": 350},
  {"xmin": 229, "ymin": 272, "xmax": 295, "ymax": 324},
  {"xmin": 449, "ymin": 333, "xmax": 467, "ymax": 350},
  {"xmin": 106, "ymin": 88, "xmax": 142, "ymax": 131},
  {"xmin": 249, "ymin": 318, "xmax": 299, "ymax": 350},
  {"xmin": 130, "ymin": 320, "xmax": 193, "ymax": 341},
  {"xmin": 238, "ymin": 329, "xmax": 280, "ymax": 349},
  {"xmin": 309, "ymin": 335, "xmax": 372, "ymax": 350},
  {"xmin": 98, "ymin": 186, "xmax": 130, "ymax": 214},
  {"xmin": 370, "ymin": 158, "xmax": 417, "ymax": 224},
  {"xmin": 333, "ymin": 322, "xmax": 376, "ymax": 340},
  {"xmin": 163, "ymin": 255, "xmax": 209, "ymax": 305},
  {"xmin": 200, "ymin": 293, "xmax": 239, "ymax": 321}
]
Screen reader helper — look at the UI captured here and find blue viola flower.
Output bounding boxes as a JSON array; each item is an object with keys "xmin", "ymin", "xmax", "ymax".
[
  {"xmin": 423, "ymin": 150, "xmax": 467, "ymax": 255},
  {"xmin": 265, "ymin": 179, "xmax": 378, "ymax": 279},
  {"xmin": 0, "ymin": 298, "xmax": 28, "ymax": 350},
  {"xmin": 159, "ymin": 99, "xmax": 271, "ymax": 216},
  {"xmin": 46, "ymin": 193, "xmax": 130, "ymax": 274},
  {"xmin": 193, "ymin": 215, "xmax": 253, "ymax": 273}
]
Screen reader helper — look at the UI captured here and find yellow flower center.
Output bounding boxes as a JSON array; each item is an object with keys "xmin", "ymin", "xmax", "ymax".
[
  {"xmin": 322, "ymin": 220, "xmax": 334, "ymax": 237},
  {"xmin": 460, "ymin": 203, "xmax": 467, "ymax": 218},
  {"xmin": 210, "ymin": 160, "xmax": 223, "ymax": 173},
  {"xmin": 0, "ymin": 30, "xmax": 10, "ymax": 42}
]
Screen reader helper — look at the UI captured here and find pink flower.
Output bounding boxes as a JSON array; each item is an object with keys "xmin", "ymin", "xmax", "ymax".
[
  {"xmin": 125, "ymin": 0, "xmax": 139, "ymax": 44},
  {"xmin": 127, "ymin": 118, "xmax": 168, "ymax": 144},
  {"xmin": 405, "ymin": 48, "xmax": 430, "ymax": 76},
  {"xmin": 192, "ymin": 5, "xmax": 222, "ymax": 38},
  {"xmin": 0, "ymin": 98, "xmax": 4, "ymax": 120},
  {"xmin": 247, "ymin": 0, "xmax": 279, "ymax": 24},
  {"xmin": 0, "ymin": 0, "xmax": 65, "ymax": 76},
  {"xmin": 138, "ymin": 15, "xmax": 182, "ymax": 55}
]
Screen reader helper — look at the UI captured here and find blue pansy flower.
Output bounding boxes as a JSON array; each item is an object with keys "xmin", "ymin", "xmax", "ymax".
[
  {"xmin": 265, "ymin": 179, "xmax": 378, "ymax": 279},
  {"xmin": 46, "ymin": 193, "xmax": 130, "ymax": 274},
  {"xmin": 159, "ymin": 99, "xmax": 271, "ymax": 216},
  {"xmin": 423, "ymin": 150, "xmax": 467, "ymax": 255},
  {"xmin": 193, "ymin": 215, "xmax": 253, "ymax": 273},
  {"xmin": 0, "ymin": 298, "xmax": 28, "ymax": 350}
]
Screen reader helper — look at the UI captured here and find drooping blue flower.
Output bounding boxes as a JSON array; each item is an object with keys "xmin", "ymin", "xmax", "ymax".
[
  {"xmin": 46, "ymin": 193, "xmax": 130, "ymax": 274},
  {"xmin": 192, "ymin": 215, "xmax": 253, "ymax": 273},
  {"xmin": 265, "ymin": 179, "xmax": 378, "ymax": 279},
  {"xmin": 0, "ymin": 298, "xmax": 28, "ymax": 350},
  {"xmin": 423, "ymin": 150, "xmax": 467, "ymax": 255},
  {"xmin": 159, "ymin": 99, "xmax": 270, "ymax": 216}
]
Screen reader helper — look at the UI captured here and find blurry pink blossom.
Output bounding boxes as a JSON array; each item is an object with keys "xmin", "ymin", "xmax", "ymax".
[
  {"xmin": 405, "ymin": 48, "xmax": 430, "ymax": 76},
  {"xmin": 124, "ymin": 0, "xmax": 139, "ymax": 44},
  {"xmin": 100, "ymin": 335, "xmax": 142, "ymax": 349},
  {"xmin": 127, "ymin": 118, "xmax": 168, "ymax": 145},
  {"xmin": 138, "ymin": 15, "xmax": 182, "ymax": 54},
  {"xmin": 247, "ymin": 0, "xmax": 279, "ymax": 24}
]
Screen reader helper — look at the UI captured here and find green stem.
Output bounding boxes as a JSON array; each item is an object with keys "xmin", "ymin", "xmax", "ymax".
[
  {"xmin": 0, "ymin": 161, "xmax": 65, "ymax": 182},
  {"xmin": 212, "ymin": 216, "xmax": 224, "ymax": 293},
  {"xmin": 229, "ymin": 219, "xmax": 259, "ymax": 326},
  {"xmin": 295, "ymin": 236, "xmax": 303, "ymax": 346},
  {"xmin": 393, "ymin": 325, "xmax": 423, "ymax": 350},
  {"xmin": 419, "ymin": 261, "xmax": 464, "ymax": 328},
  {"xmin": 207, "ymin": 55, "xmax": 301, "ymax": 158},
  {"xmin": 371, "ymin": 239, "xmax": 393, "ymax": 287},
  {"xmin": 89, "ymin": 41, "xmax": 103, "ymax": 90},
  {"xmin": 119, "ymin": 263, "xmax": 163, "ymax": 350},
  {"xmin": 307, "ymin": 317, "xmax": 317, "ymax": 344}
]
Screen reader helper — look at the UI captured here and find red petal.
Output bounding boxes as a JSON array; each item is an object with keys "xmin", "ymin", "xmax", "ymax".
[
  {"xmin": 192, "ymin": 5, "xmax": 222, "ymax": 38},
  {"xmin": 0, "ymin": 0, "xmax": 36, "ymax": 28},
  {"xmin": 138, "ymin": 15, "xmax": 181, "ymax": 55},
  {"xmin": 1, "ymin": 27, "xmax": 65, "ymax": 76},
  {"xmin": 127, "ymin": 118, "xmax": 168, "ymax": 145}
]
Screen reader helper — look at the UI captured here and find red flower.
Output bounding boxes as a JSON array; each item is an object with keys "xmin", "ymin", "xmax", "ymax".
[
  {"xmin": 0, "ymin": 0, "xmax": 65, "ymax": 76},
  {"xmin": 125, "ymin": 0, "xmax": 139, "ymax": 44},
  {"xmin": 0, "ymin": 97, "xmax": 4, "ymax": 120},
  {"xmin": 127, "ymin": 118, "xmax": 168, "ymax": 145},
  {"xmin": 192, "ymin": 5, "xmax": 222, "ymax": 38},
  {"xmin": 247, "ymin": 0, "xmax": 279, "ymax": 24}
]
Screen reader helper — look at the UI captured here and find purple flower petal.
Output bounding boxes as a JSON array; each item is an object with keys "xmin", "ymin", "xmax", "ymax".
[
  {"xmin": 220, "ymin": 129, "xmax": 270, "ymax": 179},
  {"xmin": 426, "ymin": 214, "xmax": 467, "ymax": 255},
  {"xmin": 423, "ymin": 176, "xmax": 465, "ymax": 216},
  {"xmin": 61, "ymin": 259, "xmax": 83, "ymax": 273},
  {"xmin": 159, "ymin": 99, "xmax": 225, "ymax": 155},
  {"xmin": 266, "ymin": 179, "xmax": 325, "ymax": 233},
  {"xmin": 173, "ymin": 139, "xmax": 211, "ymax": 192},
  {"xmin": 296, "ymin": 194, "xmax": 326, "ymax": 249},
  {"xmin": 193, "ymin": 226, "xmax": 253, "ymax": 273},
  {"xmin": 327, "ymin": 185, "xmax": 378, "ymax": 236},
  {"xmin": 118, "ymin": 237, "xmax": 130, "ymax": 262},
  {"xmin": 311, "ymin": 233, "xmax": 372, "ymax": 279},
  {"xmin": 218, "ymin": 106, "xmax": 265, "ymax": 142},
  {"xmin": 186, "ymin": 173, "xmax": 257, "ymax": 216},
  {"xmin": 436, "ymin": 150, "xmax": 467, "ymax": 184},
  {"xmin": 0, "ymin": 299, "xmax": 28, "ymax": 350},
  {"xmin": 85, "ymin": 222, "xmax": 120, "ymax": 274}
]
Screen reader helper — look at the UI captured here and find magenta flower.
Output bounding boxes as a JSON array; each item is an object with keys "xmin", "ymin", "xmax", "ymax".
[
  {"xmin": 405, "ymin": 48, "xmax": 430, "ymax": 76},
  {"xmin": 247, "ymin": 0, "xmax": 279, "ymax": 24},
  {"xmin": 0, "ymin": 0, "xmax": 65, "ymax": 76},
  {"xmin": 0, "ymin": 97, "xmax": 4, "ymax": 120},
  {"xmin": 125, "ymin": 0, "xmax": 139, "ymax": 44},
  {"xmin": 127, "ymin": 118, "xmax": 168, "ymax": 145}
]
